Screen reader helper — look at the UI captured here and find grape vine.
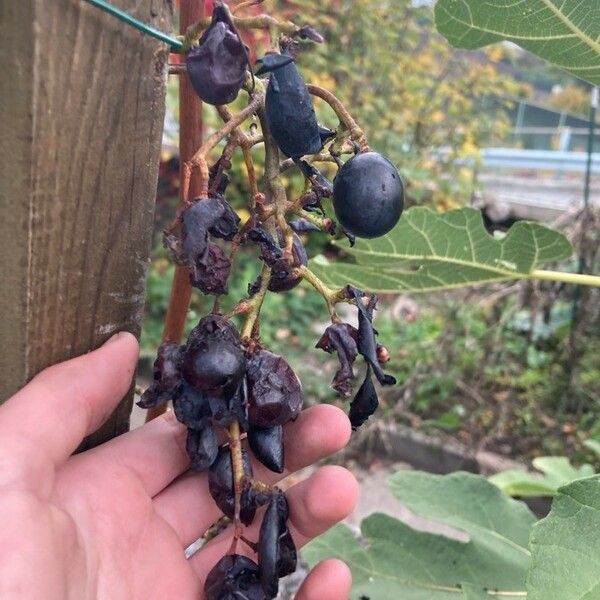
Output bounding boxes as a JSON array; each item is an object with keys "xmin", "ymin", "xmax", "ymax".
[{"xmin": 139, "ymin": 1, "xmax": 402, "ymax": 597}]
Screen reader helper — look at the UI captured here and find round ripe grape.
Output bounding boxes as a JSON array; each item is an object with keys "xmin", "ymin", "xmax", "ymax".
[{"xmin": 333, "ymin": 151, "xmax": 404, "ymax": 238}]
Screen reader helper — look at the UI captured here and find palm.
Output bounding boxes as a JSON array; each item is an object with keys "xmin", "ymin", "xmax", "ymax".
[
  {"xmin": 52, "ymin": 453, "xmax": 200, "ymax": 599},
  {"xmin": 0, "ymin": 333, "xmax": 356, "ymax": 599}
]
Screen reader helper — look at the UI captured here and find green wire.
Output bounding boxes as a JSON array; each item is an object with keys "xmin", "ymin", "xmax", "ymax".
[{"xmin": 83, "ymin": 0, "xmax": 184, "ymax": 51}]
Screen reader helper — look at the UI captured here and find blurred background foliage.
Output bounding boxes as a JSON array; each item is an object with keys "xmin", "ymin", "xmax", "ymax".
[{"xmin": 144, "ymin": 0, "xmax": 599, "ymax": 462}]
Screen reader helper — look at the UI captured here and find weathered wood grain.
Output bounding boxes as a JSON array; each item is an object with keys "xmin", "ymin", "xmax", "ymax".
[{"xmin": 0, "ymin": 0, "xmax": 172, "ymax": 449}]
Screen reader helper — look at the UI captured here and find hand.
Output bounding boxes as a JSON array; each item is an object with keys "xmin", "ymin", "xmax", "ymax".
[{"xmin": 0, "ymin": 333, "xmax": 357, "ymax": 600}]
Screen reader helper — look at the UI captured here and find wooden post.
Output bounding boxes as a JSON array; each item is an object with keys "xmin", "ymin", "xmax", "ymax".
[{"xmin": 0, "ymin": 0, "xmax": 172, "ymax": 449}]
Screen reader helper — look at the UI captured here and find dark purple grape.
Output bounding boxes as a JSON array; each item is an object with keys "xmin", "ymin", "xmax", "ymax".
[
  {"xmin": 295, "ymin": 159, "xmax": 334, "ymax": 199},
  {"xmin": 208, "ymin": 198, "xmax": 240, "ymax": 241},
  {"xmin": 208, "ymin": 160, "xmax": 231, "ymax": 197},
  {"xmin": 316, "ymin": 323, "xmax": 359, "ymax": 398},
  {"xmin": 182, "ymin": 196, "xmax": 239, "ymax": 248},
  {"xmin": 258, "ymin": 491, "xmax": 297, "ymax": 598},
  {"xmin": 246, "ymin": 350, "xmax": 303, "ymax": 427},
  {"xmin": 248, "ymin": 227, "xmax": 307, "ymax": 292},
  {"xmin": 248, "ymin": 425, "xmax": 284, "ymax": 474},
  {"xmin": 256, "ymin": 52, "xmax": 322, "ymax": 159},
  {"xmin": 348, "ymin": 365, "xmax": 379, "ymax": 430},
  {"xmin": 180, "ymin": 198, "xmax": 235, "ymax": 295},
  {"xmin": 186, "ymin": 5, "xmax": 249, "ymax": 106},
  {"xmin": 208, "ymin": 378, "xmax": 249, "ymax": 431},
  {"xmin": 289, "ymin": 219, "xmax": 320, "ymax": 233},
  {"xmin": 247, "ymin": 227, "xmax": 282, "ymax": 266},
  {"xmin": 186, "ymin": 426, "xmax": 219, "ymax": 471},
  {"xmin": 137, "ymin": 342, "xmax": 182, "ymax": 408},
  {"xmin": 204, "ymin": 554, "xmax": 266, "ymax": 600},
  {"xmin": 182, "ymin": 337, "xmax": 246, "ymax": 399},
  {"xmin": 208, "ymin": 447, "xmax": 257, "ymax": 525},
  {"xmin": 348, "ymin": 287, "xmax": 396, "ymax": 387},
  {"xmin": 181, "ymin": 201, "xmax": 210, "ymax": 268},
  {"xmin": 187, "ymin": 314, "xmax": 240, "ymax": 348},
  {"xmin": 189, "ymin": 242, "xmax": 232, "ymax": 296},
  {"xmin": 268, "ymin": 234, "xmax": 307, "ymax": 293},
  {"xmin": 172, "ymin": 381, "xmax": 211, "ymax": 429},
  {"xmin": 333, "ymin": 151, "xmax": 404, "ymax": 238}
]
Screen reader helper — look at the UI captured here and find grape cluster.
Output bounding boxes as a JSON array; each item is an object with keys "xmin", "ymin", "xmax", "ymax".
[
  {"xmin": 317, "ymin": 286, "xmax": 396, "ymax": 429},
  {"xmin": 139, "ymin": 315, "xmax": 299, "ymax": 597},
  {"xmin": 142, "ymin": 1, "xmax": 405, "ymax": 596}
]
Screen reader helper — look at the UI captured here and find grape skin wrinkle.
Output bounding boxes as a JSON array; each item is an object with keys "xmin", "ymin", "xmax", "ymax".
[
  {"xmin": 257, "ymin": 52, "xmax": 322, "ymax": 159},
  {"xmin": 186, "ymin": 5, "xmax": 249, "ymax": 106}
]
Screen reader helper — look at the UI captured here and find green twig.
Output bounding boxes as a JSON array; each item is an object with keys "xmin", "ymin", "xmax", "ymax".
[
  {"xmin": 241, "ymin": 265, "xmax": 272, "ymax": 339},
  {"xmin": 297, "ymin": 265, "xmax": 348, "ymax": 319}
]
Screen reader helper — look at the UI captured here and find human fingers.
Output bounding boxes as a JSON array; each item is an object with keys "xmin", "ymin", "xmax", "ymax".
[
  {"xmin": 0, "ymin": 332, "xmax": 138, "ymax": 488},
  {"xmin": 295, "ymin": 559, "xmax": 352, "ymax": 600},
  {"xmin": 153, "ymin": 405, "xmax": 351, "ymax": 545},
  {"xmin": 65, "ymin": 410, "xmax": 189, "ymax": 497},
  {"xmin": 188, "ymin": 465, "xmax": 359, "ymax": 583}
]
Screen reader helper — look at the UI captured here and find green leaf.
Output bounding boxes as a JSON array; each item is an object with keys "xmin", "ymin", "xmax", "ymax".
[
  {"xmin": 309, "ymin": 207, "xmax": 572, "ymax": 293},
  {"xmin": 489, "ymin": 457, "xmax": 596, "ymax": 498},
  {"xmin": 304, "ymin": 472, "xmax": 534, "ymax": 598},
  {"xmin": 388, "ymin": 471, "xmax": 536, "ymax": 549},
  {"xmin": 584, "ymin": 439, "xmax": 600, "ymax": 459},
  {"xmin": 528, "ymin": 475, "xmax": 600, "ymax": 599},
  {"xmin": 434, "ymin": 0, "xmax": 600, "ymax": 85}
]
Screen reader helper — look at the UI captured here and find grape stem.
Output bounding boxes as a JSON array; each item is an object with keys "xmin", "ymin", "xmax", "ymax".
[
  {"xmin": 307, "ymin": 84, "xmax": 369, "ymax": 151},
  {"xmin": 294, "ymin": 209, "xmax": 334, "ymax": 233},
  {"xmin": 215, "ymin": 105, "xmax": 261, "ymax": 199},
  {"xmin": 182, "ymin": 93, "xmax": 264, "ymax": 203},
  {"xmin": 296, "ymin": 265, "xmax": 348, "ymax": 319},
  {"xmin": 226, "ymin": 91, "xmax": 291, "ymax": 547},
  {"xmin": 240, "ymin": 535, "xmax": 258, "ymax": 553},
  {"xmin": 183, "ymin": 12, "xmax": 304, "ymax": 52},
  {"xmin": 168, "ymin": 63, "xmax": 187, "ymax": 75},
  {"xmin": 279, "ymin": 153, "xmax": 341, "ymax": 172},
  {"xmin": 241, "ymin": 264, "xmax": 272, "ymax": 339},
  {"xmin": 227, "ymin": 420, "xmax": 244, "ymax": 552}
]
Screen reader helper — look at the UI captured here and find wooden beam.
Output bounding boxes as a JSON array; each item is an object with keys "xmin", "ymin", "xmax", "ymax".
[{"xmin": 0, "ymin": 0, "xmax": 171, "ymax": 449}]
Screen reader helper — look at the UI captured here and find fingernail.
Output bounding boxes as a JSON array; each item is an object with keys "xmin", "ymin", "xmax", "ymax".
[{"xmin": 103, "ymin": 331, "xmax": 128, "ymax": 346}]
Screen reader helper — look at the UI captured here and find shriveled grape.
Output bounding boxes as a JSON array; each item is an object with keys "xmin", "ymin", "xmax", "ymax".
[
  {"xmin": 172, "ymin": 381, "xmax": 211, "ymax": 430},
  {"xmin": 137, "ymin": 342, "xmax": 182, "ymax": 408},
  {"xmin": 186, "ymin": 426, "xmax": 219, "ymax": 471},
  {"xmin": 348, "ymin": 365, "xmax": 379, "ymax": 430},
  {"xmin": 204, "ymin": 554, "xmax": 265, "ymax": 600},
  {"xmin": 348, "ymin": 287, "xmax": 396, "ymax": 387},
  {"xmin": 256, "ymin": 52, "xmax": 322, "ymax": 159},
  {"xmin": 208, "ymin": 447, "xmax": 258, "ymax": 525},
  {"xmin": 316, "ymin": 322, "xmax": 358, "ymax": 398},
  {"xmin": 258, "ymin": 490, "xmax": 297, "ymax": 598},
  {"xmin": 186, "ymin": 4, "xmax": 249, "ymax": 106},
  {"xmin": 246, "ymin": 349, "xmax": 302, "ymax": 427},
  {"xmin": 248, "ymin": 425, "xmax": 284, "ymax": 474},
  {"xmin": 208, "ymin": 378, "xmax": 249, "ymax": 431},
  {"xmin": 189, "ymin": 242, "xmax": 232, "ymax": 296}
]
